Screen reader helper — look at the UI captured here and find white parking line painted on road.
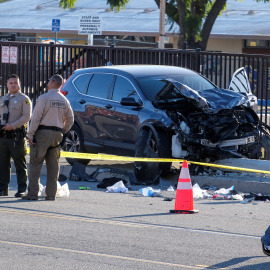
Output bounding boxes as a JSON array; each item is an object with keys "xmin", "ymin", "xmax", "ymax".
[
  {"xmin": 0, "ymin": 239, "xmax": 226, "ymax": 269},
  {"xmin": 0, "ymin": 208, "xmax": 261, "ymax": 240}
]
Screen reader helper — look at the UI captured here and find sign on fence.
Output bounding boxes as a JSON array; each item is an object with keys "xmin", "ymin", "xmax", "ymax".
[
  {"xmin": 1, "ymin": 46, "xmax": 9, "ymax": 63},
  {"xmin": 10, "ymin": 46, "xmax": 18, "ymax": 64},
  {"xmin": 1, "ymin": 46, "xmax": 17, "ymax": 64}
]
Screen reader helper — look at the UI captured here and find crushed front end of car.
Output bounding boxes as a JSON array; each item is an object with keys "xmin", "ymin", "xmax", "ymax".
[{"xmin": 154, "ymin": 81, "xmax": 270, "ymax": 162}]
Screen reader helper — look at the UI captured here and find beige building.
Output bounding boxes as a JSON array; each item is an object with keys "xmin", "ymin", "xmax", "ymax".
[{"xmin": 0, "ymin": 0, "xmax": 270, "ymax": 54}]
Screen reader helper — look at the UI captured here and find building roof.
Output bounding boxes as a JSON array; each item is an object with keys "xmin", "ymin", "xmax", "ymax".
[
  {"xmin": 211, "ymin": 0, "xmax": 270, "ymax": 39},
  {"xmin": 0, "ymin": 0, "xmax": 269, "ymax": 39}
]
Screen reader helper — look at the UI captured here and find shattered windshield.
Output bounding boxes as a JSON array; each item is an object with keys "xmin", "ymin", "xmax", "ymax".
[{"xmin": 137, "ymin": 73, "xmax": 216, "ymax": 102}]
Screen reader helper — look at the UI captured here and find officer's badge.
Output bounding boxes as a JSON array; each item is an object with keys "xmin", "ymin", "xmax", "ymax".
[{"xmin": 25, "ymin": 99, "xmax": 30, "ymax": 105}]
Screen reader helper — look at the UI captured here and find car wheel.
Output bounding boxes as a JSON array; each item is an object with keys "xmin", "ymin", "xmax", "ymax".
[
  {"xmin": 62, "ymin": 124, "xmax": 90, "ymax": 165},
  {"xmin": 262, "ymin": 242, "xmax": 270, "ymax": 256},
  {"xmin": 260, "ymin": 134, "xmax": 270, "ymax": 160},
  {"xmin": 134, "ymin": 129, "xmax": 172, "ymax": 184}
]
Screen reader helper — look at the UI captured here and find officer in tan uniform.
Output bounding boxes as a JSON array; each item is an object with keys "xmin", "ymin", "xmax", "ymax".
[
  {"xmin": 0, "ymin": 74, "xmax": 32, "ymax": 197},
  {"xmin": 23, "ymin": 74, "xmax": 74, "ymax": 200}
]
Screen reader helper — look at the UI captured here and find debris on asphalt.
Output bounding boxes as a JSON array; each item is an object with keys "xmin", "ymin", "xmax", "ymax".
[
  {"xmin": 79, "ymin": 186, "xmax": 90, "ymax": 190},
  {"xmin": 163, "ymin": 197, "xmax": 174, "ymax": 201},
  {"xmin": 241, "ymin": 192, "xmax": 270, "ymax": 203},
  {"xmin": 249, "ymin": 192, "xmax": 270, "ymax": 201},
  {"xmin": 97, "ymin": 177, "xmax": 128, "ymax": 189},
  {"xmin": 89, "ymin": 167, "xmax": 136, "ymax": 184},
  {"xmin": 167, "ymin": 185, "xmax": 175, "ymax": 191},
  {"xmin": 193, "ymin": 183, "xmax": 205, "ymax": 199},
  {"xmin": 69, "ymin": 162, "xmax": 95, "ymax": 182},
  {"xmin": 106, "ymin": 180, "xmax": 128, "ymax": 193},
  {"xmin": 67, "ymin": 164, "xmax": 270, "ymax": 202},
  {"xmin": 57, "ymin": 183, "xmax": 70, "ymax": 197},
  {"xmin": 69, "ymin": 164, "xmax": 136, "ymax": 186},
  {"xmin": 214, "ymin": 185, "xmax": 235, "ymax": 195},
  {"xmin": 139, "ymin": 187, "xmax": 161, "ymax": 197},
  {"xmin": 39, "ymin": 182, "xmax": 70, "ymax": 198},
  {"xmin": 191, "ymin": 183, "xmax": 245, "ymax": 200}
]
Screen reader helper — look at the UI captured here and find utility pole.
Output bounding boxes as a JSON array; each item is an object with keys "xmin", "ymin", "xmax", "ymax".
[{"xmin": 159, "ymin": 0, "xmax": 165, "ymax": 49}]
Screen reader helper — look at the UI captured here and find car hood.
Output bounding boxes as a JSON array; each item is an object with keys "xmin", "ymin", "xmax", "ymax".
[{"xmin": 155, "ymin": 80, "xmax": 249, "ymax": 113}]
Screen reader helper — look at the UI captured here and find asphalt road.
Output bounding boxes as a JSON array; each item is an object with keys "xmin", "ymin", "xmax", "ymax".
[{"xmin": 0, "ymin": 172, "xmax": 269, "ymax": 270}]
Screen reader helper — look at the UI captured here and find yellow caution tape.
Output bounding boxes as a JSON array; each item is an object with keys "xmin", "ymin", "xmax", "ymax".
[{"xmin": 26, "ymin": 148, "xmax": 270, "ymax": 175}]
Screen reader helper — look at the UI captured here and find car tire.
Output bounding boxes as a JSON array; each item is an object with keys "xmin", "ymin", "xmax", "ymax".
[
  {"xmin": 62, "ymin": 124, "xmax": 90, "ymax": 166},
  {"xmin": 262, "ymin": 242, "xmax": 270, "ymax": 256},
  {"xmin": 260, "ymin": 134, "xmax": 270, "ymax": 160},
  {"xmin": 134, "ymin": 129, "xmax": 172, "ymax": 184}
]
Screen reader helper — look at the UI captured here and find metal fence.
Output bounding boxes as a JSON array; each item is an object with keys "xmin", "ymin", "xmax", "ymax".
[{"xmin": 1, "ymin": 41, "xmax": 270, "ymax": 123}]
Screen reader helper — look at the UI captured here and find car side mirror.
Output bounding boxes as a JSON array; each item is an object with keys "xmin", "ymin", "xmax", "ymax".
[{"xmin": 120, "ymin": 97, "xmax": 142, "ymax": 107}]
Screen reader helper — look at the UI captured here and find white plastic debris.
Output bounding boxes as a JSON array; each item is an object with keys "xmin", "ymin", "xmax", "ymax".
[
  {"xmin": 214, "ymin": 185, "xmax": 234, "ymax": 195},
  {"xmin": 231, "ymin": 194, "xmax": 243, "ymax": 201},
  {"xmin": 167, "ymin": 185, "xmax": 175, "ymax": 191},
  {"xmin": 57, "ymin": 182, "xmax": 70, "ymax": 197},
  {"xmin": 192, "ymin": 183, "xmax": 204, "ymax": 199},
  {"xmin": 106, "ymin": 181, "xmax": 128, "ymax": 193},
  {"xmin": 38, "ymin": 181, "xmax": 70, "ymax": 198},
  {"xmin": 139, "ymin": 187, "xmax": 161, "ymax": 197},
  {"xmin": 38, "ymin": 183, "xmax": 45, "ymax": 197},
  {"xmin": 192, "ymin": 183, "xmax": 210, "ymax": 199}
]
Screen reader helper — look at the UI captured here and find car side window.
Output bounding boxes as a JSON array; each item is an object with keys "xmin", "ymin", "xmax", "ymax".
[
  {"xmin": 73, "ymin": 74, "xmax": 93, "ymax": 94},
  {"xmin": 137, "ymin": 78, "xmax": 166, "ymax": 101},
  {"xmin": 87, "ymin": 73, "xmax": 114, "ymax": 99},
  {"xmin": 112, "ymin": 76, "xmax": 140, "ymax": 102}
]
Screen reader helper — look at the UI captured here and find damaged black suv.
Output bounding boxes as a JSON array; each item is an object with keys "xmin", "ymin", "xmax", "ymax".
[{"xmin": 61, "ymin": 65, "xmax": 270, "ymax": 183}]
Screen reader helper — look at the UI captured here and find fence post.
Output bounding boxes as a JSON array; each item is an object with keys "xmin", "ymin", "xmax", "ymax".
[
  {"xmin": 49, "ymin": 42, "xmax": 55, "ymax": 77},
  {"xmin": 183, "ymin": 41, "xmax": 187, "ymax": 50},
  {"xmin": 110, "ymin": 44, "xmax": 115, "ymax": 65},
  {"xmin": 195, "ymin": 48, "xmax": 201, "ymax": 73}
]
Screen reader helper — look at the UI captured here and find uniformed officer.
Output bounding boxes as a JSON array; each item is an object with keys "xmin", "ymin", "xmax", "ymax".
[
  {"xmin": 23, "ymin": 74, "xmax": 74, "ymax": 200},
  {"xmin": 0, "ymin": 74, "xmax": 32, "ymax": 197}
]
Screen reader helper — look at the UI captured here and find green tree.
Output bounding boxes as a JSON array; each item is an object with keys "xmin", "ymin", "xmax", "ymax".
[{"xmin": 60, "ymin": 0, "xmax": 268, "ymax": 50}]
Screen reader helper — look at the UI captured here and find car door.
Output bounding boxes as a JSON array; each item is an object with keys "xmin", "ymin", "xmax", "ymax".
[
  {"xmin": 228, "ymin": 67, "xmax": 258, "ymax": 112},
  {"xmin": 81, "ymin": 73, "xmax": 115, "ymax": 150},
  {"xmin": 102, "ymin": 75, "xmax": 141, "ymax": 155}
]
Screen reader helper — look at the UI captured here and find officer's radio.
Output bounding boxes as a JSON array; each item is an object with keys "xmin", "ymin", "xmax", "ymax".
[{"xmin": 3, "ymin": 100, "xmax": 9, "ymax": 123}]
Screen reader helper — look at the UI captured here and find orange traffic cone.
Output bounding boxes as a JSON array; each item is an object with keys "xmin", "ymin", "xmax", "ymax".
[{"xmin": 170, "ymin": 161, "xmax": 199, "ymax": 214}]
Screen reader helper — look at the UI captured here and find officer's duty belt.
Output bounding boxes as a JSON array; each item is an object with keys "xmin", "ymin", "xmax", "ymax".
[
  {"xmin": 0, "ymin": 126, "xmax": 25, "ymax": 139},
  {"xmin": 37, "ymin": 125, "xmax": 63, "ymax": 132}
]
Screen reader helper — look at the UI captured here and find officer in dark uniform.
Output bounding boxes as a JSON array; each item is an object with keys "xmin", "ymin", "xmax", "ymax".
[{"xmin": 0, "ymin": 74, "xmax": 32, "ymax": 197}]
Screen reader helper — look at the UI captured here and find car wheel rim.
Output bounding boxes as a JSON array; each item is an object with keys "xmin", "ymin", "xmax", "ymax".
[{"xmin": 64, "ymin": 130, "xmax": 80, "ymax": 152}]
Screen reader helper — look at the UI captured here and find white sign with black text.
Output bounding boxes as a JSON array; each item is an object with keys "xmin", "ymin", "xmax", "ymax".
[{"xmin": 78, "ymin": 15, "xmax": 102, "ymax": 35}]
